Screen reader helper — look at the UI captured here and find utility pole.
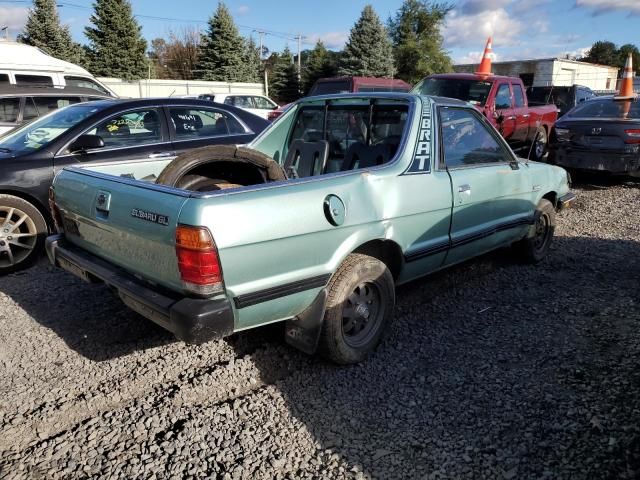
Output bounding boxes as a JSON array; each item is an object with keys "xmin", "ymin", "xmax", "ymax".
[
  {"xmin": 253, "ymin": 29, "xmax": 266, "ymax": 60},
  {"xmin": 295, "ymin": 33, "xmax": 304, "ymax": 93}
]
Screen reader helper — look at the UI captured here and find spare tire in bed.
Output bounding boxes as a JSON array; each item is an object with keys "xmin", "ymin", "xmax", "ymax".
[{"xmin": 156, "ymin": 145, "xmax": 287, "ymax": 191}]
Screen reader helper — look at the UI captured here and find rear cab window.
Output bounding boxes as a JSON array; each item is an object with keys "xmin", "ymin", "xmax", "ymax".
[
  {"xmin": 285, "ymin": 98, "xmax": 409, "ymax": 176},
  {"xmin": 512, "ymin": 84, "xmax": 525, "ymax": 108}
]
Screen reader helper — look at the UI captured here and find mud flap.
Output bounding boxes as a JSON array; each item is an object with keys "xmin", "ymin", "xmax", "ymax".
[{"xmin": 284, "ymin": 289, "xmax": 327, "ymax": 355}]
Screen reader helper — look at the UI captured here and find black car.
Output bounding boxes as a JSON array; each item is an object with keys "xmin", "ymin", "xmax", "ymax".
[
  {"xmin": 527, "ymin": 84, "xmax": 597, "ymax": 117},
  {"xmin": 0, "ymin": 98, "xmax": 269, "ymax": 272},
  {"xmin": 0, "ymin": 85, "xmax": 111, "ymax": 135},
  {"xmin": 549, "ymin": 96, "xmax": 640, "ymax": 175}
]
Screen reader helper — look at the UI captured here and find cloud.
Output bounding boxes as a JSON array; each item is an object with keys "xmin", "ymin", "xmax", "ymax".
[
  {"xmin": 575, "ymin": 0, "xmax": 640, "ymax": 15},
  {"xmin": 0, "ymin": 6, "xmax": 29, "ymax": 37},
  {"xmin": 455, "ymin": 51, "xmax": 500, "ymax": 64},
  {"xmin": 443, "ymin": 8, "xmax": 524, "ymax": 48},
  {"xmin": 461, "ymin": 0, "xmax": 512, "ymax": 15},
  {"xmin": 306, "ymin": 32, "xmax": 349, "ymax": 50},
  {"xmin": 237, "ymin": 5, "xmax": 250, "ymax": 15}
]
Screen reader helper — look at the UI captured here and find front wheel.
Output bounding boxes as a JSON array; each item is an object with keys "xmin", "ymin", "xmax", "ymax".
[
  {"xmin": 318, "ymin": 254, "xmax": 395, "ymax": 364},
  {"xmin": 514, "ymin": 199, "xmax": 555, "ymax": 263},
  {"xmin": 0, "ymin": 195, "xmax": 48, "ymax": 274}
]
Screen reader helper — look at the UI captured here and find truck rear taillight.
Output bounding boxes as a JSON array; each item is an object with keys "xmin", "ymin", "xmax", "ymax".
[
  {"xmin": 624, "ymin": 129, "xmax": 640, "ymax": 144},
  {"xmin": 175, "ymin": 225, "xmax": 223, "ymax": 295},
  {"xmin": 48, "ymin": 187, "xmax": 64, "ymax": 233}
]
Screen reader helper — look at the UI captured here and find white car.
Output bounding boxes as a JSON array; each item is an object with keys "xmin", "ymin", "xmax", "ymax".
[{"xmin": 198, "ymin": 93, "xmax": 278, "ymax": 120}]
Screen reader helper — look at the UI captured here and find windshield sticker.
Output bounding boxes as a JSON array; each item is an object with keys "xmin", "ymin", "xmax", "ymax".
[
  {"xmin": 404, "ymin": 98, "xmax": 432, "ymax": 175},
  {"xmin": 131, "ymin": 208, "xmax": 169, "ymax": 226}
]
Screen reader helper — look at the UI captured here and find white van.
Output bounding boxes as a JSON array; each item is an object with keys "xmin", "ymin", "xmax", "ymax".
[{"xmin": 0, "ymin": 42, "xmax": 116, "ymax": 97}]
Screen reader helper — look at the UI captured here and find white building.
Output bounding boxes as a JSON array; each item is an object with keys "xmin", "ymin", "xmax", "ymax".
[{"xmin": 454, "ymin": 58, "xmax": 619, "ymax": 92}]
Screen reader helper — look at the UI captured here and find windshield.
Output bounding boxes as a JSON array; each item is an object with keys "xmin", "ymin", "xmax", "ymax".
[
  {"xmin": 567, "ymin": 98, "xmax": 640, "ymax": 119},
  {"xmin": 310, "ymin": 81, "xmax": 351, "ymax": 95},
  {"xmin": 412, "ymin": 78, "xmax": 492, "ymax": 106},
  {"xmin": 0, "ymin": 103, "xmax": 104, "ymax": 153}
]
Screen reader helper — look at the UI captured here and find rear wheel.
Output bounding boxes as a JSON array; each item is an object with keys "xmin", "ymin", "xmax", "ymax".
[
  {"xmin": 0, "ymin": 195, "xmax": 47, "ymax": 274},
  {"xmin": 318, "ymin": 254, "xmax": 395, "ymax": 364},
  {"xmin": 531, "ymin": 127, "xmax": 548, "ymax": 162},
  {"xmin": 514, "ymin": 199, "xmax": 555, "ymax": 263}
]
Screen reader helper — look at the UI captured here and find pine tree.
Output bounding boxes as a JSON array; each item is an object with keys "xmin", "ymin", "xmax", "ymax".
[
  {"xmin": 18, "ymin": 0, "xmax": 84, "ymax": 64},
  {"xmin": 84, "ymin": 0, "xmax": 148, "ymax": 80},
  {"xmin": 302, "ymin": 41, "xmax": 339, "ymax": 94},
  {"xmin": 338, "ymin": 5, "xmax": 395, "ymax": 78},
  {"xmin": 269, "ymin": 47, "xmax": 301, "ymax": 103},
  {"xmin": 388, "ymin": 0, "xmax": 452, "ymax": 84},
  {"xmin": 196, "ymin": 2, "xmax": 250, "ymax": 82},
  {"xmin": 243, "ymin": 36, "xmax": 262, "ymax": 83}
]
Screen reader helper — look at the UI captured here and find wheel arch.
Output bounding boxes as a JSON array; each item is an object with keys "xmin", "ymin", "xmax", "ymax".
[
  {"xmin": 0, "ymin": 188, "xmax": 52, "ymax": 231},
  {"xmin": 542, "ymin": 190, "xmax": 558, "ymax": 209},
  {"xmin": 352, "ymin": 238, "xmax": 404, "ymax": 280}
]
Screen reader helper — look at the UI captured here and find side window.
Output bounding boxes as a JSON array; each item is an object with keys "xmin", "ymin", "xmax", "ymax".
[
  {"xmin": 223, "ymin": 97, "xmax": 234, "ymax": 106},
  {"xmin": 253, "ymin": 96, "xmax": 275, "ymax": 109},
  {"xmin": 32, "ymin": 96, "xmax": 82, "ymax": 116},
  {"xmin": 513, "ymin": 85, "xmax": 525, "ymax": 108},
  {"xmin": 87, "ymin": 109, "xmax": 162, "ymax": 148},
  {"xmin": 169, "ymin": 108, "xmax": 245, "ymax": 139},
  {"xmin": 0, "ymin": 98, "xmax": 20, "ymax": 123},
  {"xmin": 440, "ymin": 108, "xmax": 512, "ymax": 168},
  {"xmin": 64, "ymin": 76, "xmax": 110, "ymax": 96},
  {"xmin": 15, "ymin": 74, "xmax": 54, "ymax": 86},
  {"xmin": 23, "ymin": 98, "xmax": 39, "ymax": 121},
  {"xmin": 0, "ymin": 74, "xmax": 9, "ymax": 85},
  {"xmin": 495, "ymin": 84, "xmax": 512, "ymax": 110}
]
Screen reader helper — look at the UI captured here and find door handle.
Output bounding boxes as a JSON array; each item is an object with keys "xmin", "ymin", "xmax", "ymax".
[
  {"xmin": 148, "ymin": 152, "xmax": 174, "ymax": 159},
  {"xmin": 506, "ymin": 116, "xmax": 516, "ymax": 120},
  {"xmin": 522, "ymin": 114, "xmax": 530, "ymax": 118},
  {"xmin": 458, "ymin": 184, "xmax": 471, "ymax": 194}
]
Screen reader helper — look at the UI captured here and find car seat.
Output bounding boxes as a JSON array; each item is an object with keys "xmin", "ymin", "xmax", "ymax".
[
  {"xmin": 141, "ymin": 111, "xmax": 160, "ymax": 137},
  {"xmin": 283, "ymin": 139, "xmax": 329, "ymax": 178},
  {"xmin": 341, "ymin": 142, "xmax": 392, "ymax": 171}
]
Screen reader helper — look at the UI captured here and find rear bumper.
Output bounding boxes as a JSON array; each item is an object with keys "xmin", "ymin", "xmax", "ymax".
[
  {"xmin": 551, "ymin": 147, "xmax": 640, "ymax": 173},
  {"xmin": 45, "ymin": 235, "xmax": 235, "ymax": 344}
]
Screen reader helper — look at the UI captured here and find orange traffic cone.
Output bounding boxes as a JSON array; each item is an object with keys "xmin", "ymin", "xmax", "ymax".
[
  {"xmin": 475, "ymin": 37, "xmax": 493, "ymax": 76},
  {"xmin": 615, "ymin": 53, "xmax": 636, "ymax": 100}
]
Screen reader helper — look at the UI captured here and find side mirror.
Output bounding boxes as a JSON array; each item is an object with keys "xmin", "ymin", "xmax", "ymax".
[{"xmin": 69, "ymin": 134, "xmax": 104, "ymax": 153}]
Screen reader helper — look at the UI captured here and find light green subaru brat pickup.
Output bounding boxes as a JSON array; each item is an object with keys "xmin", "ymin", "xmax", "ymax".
[{"xmin": 46, "ymin": 93, "xmax": 575, "ymax": 364}]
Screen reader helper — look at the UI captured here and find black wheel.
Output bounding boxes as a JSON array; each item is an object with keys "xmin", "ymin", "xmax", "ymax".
[
  {"xmin": 318, "ymin": 254, "xmax": 395, "ymax": 364},
  {"xmin": 0, "ymin": 195, "xmax": 48, "ymax": 274},
  {"xmin": 174, "ymin": 174, "xmax": 241, "ymax": 192},
  {"xmin": 514, "ymin": 199, "xmax": 555, "ymax": 263},
  {"xmin": 530, "ymin": 127, "xmax": 548, "ymax": 162}
]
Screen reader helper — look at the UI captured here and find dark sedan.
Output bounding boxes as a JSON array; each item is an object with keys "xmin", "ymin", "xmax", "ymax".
[
  {"xmin": 549, "ymin": 96, "xmax": 640, "ymax": 175},
  {"xmin": 0, "ymin": 98, "xmax": 268, "ymax": 272}
]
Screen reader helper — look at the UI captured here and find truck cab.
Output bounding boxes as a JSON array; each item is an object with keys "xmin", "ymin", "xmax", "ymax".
[{"xmin": 413, "ymin": 73, "xmax": 558, "ymax": 161}]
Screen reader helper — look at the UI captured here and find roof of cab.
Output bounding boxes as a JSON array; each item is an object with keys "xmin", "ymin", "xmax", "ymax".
[{"xmin": 427, "ymin": 72, "xmax": 518, "ymax": 83}]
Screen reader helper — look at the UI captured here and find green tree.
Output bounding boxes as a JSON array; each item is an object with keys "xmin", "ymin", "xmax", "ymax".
[
  {"xmin": 269, "ymin": 47, "xmax": 301, "ymax": 103},
  {"xmin": 243, "ymin": 36, "xmax": 262, "ymax": 83},
  {"xmin": 196, "ymin": 2, "xmax": 251, "ymax": 81},
  {"xmin": 338, "ymin": 5, "xmax": 395, "ymax": 78},
  {"xmin": 18, "ymin": 0, "xmax": 84, "ymax": 64},
  {"xmin": 583, "ymin": 41, "xmax": 619, "ymax": 67},
  {"xmin": 617, "ymin": 44, "xmax": 640, "ymax": 75},
  {"xmin": 388, "ymin": 0, "xmax": 452, "ymax": 84},
  {"xmin": 302, "ymin": 41, "xmax": 340, "ymax": 94},
  {"xmin": 84, "ymin": 0, "xmax": 148, "ymax": 79}
]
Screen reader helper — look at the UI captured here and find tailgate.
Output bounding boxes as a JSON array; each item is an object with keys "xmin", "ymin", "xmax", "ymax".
[{"xmin": 53, "ymin": 167, "xmax": 189, "ymax": 292}]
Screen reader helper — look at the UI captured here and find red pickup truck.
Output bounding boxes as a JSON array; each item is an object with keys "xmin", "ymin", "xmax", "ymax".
[{"xmin": 413, "ymin": 73, "xmax": 558, "ymax": 161}]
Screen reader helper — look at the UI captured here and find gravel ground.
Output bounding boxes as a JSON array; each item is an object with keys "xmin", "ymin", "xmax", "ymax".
[{"xmin": 1, "ymin": 181, "xmax": 639, "ymax": 479}]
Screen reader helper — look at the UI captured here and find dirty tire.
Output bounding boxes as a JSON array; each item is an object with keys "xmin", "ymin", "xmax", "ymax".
[
  {"xmin": 156, "ymin": 145, "xmax": 285, "ymax": 189},
  {"xmin": 515, "ymin": 199, "xmax": 555, "ymax": 263},
  {"xmin": 318, "ymin": 254, "xmax": 395, "ymax": 365},
  {"xmin": 0, "ymin": 194, "xmax": 48, "ymax": 274},
  {"xmin": 174, "ymin": 174, "xmax": 241, "ymax": 192},
  {"xmin": 530, "ymin": 126, "xmax": 548, "ymax": 162}
]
